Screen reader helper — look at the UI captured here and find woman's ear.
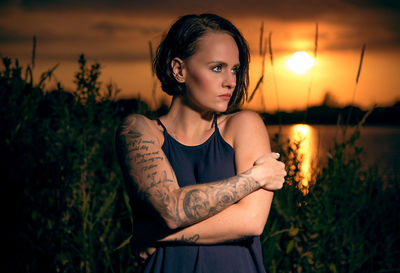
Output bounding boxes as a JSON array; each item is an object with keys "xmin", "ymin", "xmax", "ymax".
[{"xmin": 171, "ymin": 57, "xmax": 185, "ymax": 83}]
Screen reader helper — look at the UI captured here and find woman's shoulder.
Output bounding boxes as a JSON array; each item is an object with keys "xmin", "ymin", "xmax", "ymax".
[
  {"xmin": 222, "ymin": 110, "xmax": 265, "ymax": 129},
  {"xmin": 117, "ymin": 114, "xmax": 163, "ymax": 140},
  {"xmin": 219, "ymin": 110, "xmax": 267, "ymax": 146},
  {"xmin": 119, "ymin": 113, "xmax": 152, "ymax": 130}
]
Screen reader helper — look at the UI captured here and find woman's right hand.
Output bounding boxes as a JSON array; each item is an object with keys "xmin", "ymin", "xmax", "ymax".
[{"xmin": 251, "ymin": 153, "xmax": 286, "ymax": 191}]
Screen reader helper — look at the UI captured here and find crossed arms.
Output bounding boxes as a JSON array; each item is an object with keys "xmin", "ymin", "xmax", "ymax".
[{"xmin": 115, "ymin": 111, "xmax": 285, "ymax": 248}]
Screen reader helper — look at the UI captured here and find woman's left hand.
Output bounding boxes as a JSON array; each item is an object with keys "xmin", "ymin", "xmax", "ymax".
[
  {"xmin": 137, "ymin": 247, "xmax": 156, "ymax": 262},
  {"xmin": 130, "ymin": 221, "xmax": 165, "ymax": 262}
]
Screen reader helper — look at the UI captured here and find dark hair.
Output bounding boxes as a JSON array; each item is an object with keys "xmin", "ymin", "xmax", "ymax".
[{"xmin": 154, "ymin": 14, "xmax": 250, "ymax": 111}]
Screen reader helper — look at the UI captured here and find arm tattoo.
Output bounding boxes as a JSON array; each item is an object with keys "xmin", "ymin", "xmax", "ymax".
[
  {"xmin": 179, "ymin": 175, "xmax": 260, "ymax": 225},
  {"xmin": 116, "ymin": 115, "xmax": 180, "ymax": 225},
  {"xmin": 173, "ymin": 234, "xmax": 200, "ymax": 244},
  {"xmin": 116, "ymin": 115, "xmax": 261, "ymax": 228}
]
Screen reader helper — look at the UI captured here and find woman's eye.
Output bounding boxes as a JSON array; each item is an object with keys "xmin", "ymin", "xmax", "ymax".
[
  {"xmin": 231, "ymin": 66, "xmax": 239, "ymax": 74},
  {"xmin": 212, "ymin": 65, "xmax": 222, "ymax": 72}
]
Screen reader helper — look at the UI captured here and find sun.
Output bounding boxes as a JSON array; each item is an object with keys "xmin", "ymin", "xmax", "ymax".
[{"xmin": 286, "ymin": 52, "xmax": 316, "ymax": 74}]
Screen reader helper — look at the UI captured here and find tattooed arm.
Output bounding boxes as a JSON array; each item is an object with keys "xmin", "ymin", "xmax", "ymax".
[
  {"xmin": 149, "ymin": 111, "xmax": 278, "ymax": 244},
  {"xmin": 116, "ymin": 114, "xmax": 285, "ymax": 230}
]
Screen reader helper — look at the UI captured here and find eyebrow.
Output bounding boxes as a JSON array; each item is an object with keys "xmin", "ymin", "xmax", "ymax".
[{"xmin": 207, "ymin": 61, "xmax": 240, "ymax": 67}]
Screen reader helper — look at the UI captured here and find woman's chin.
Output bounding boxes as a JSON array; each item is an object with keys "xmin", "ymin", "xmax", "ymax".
[{"xmin": 215, "ymin": 103, "xmax": 229, "ymax": 113}]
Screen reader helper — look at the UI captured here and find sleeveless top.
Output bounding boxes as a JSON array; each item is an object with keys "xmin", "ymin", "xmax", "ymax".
[{"xmin": 142, "ymin": 116, "xmax": 266, "ymax": 273}]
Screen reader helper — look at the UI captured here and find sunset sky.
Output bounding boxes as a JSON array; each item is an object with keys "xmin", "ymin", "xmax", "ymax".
[{"xmin": 1, "ymin": 0, "xmax": 399, "ymax": 112}]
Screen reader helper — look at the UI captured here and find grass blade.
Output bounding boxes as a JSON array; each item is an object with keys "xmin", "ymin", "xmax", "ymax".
[{"xmin": 345, "ymin": 44, "xmax": 366, "ymax": 127}]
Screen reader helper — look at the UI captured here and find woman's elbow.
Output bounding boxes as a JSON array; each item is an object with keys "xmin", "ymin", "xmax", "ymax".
[
  {"xmin": 245, "ymin": 213, "xmax": 268, "ymax": 236},
  {"xmin": 159, "ymin": 214, "xmax": 180, "ymax": 230},
  {"xmin": 252, "ymin": 223, "xmax": 266, "ymax": 236},
  {"xmin": 247, "ymin": 222, "xmax": 265, "ymax": 236}
]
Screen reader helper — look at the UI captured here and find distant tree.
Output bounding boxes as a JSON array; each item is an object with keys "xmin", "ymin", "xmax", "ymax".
[{"xmin": 322, "ymin": 90, "xmax": 340, "ymax": 107}]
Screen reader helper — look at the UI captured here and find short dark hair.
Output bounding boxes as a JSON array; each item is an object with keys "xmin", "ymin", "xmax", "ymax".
[{"xmin": 154, "ymin": 14, "xmax": 250, "ymax": 111}]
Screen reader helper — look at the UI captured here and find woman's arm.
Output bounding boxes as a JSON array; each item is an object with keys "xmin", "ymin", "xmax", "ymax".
[
  {"xmin": 157, "ymin": 111, "xmax": 277, "ymax": 243},
  {"xmin": 116, "ymin": 114, "xmax": 285, "ymax": 230}
]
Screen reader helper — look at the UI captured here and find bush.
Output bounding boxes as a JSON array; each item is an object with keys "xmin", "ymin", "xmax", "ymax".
[{"xmin": 262, "ymin": 128, "xmax": 400, "ymax": 272}]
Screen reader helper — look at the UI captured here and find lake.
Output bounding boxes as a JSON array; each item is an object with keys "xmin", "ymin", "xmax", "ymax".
[{"xmin": 267, "ymin": 124, "xmax": 400, "ymax": 186}]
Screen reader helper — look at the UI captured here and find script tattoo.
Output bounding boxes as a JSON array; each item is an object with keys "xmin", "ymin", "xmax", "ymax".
[
  {"xmin": 117, "ymin": 115, "xmax": 180, "ymax": 224},
  {"xmin": 173, "ymin": 234, "xmax": 200, "ymax": 244},
  {"xmin": 117, "ymin": 114, "xmax": 262, "ymax": 229}
]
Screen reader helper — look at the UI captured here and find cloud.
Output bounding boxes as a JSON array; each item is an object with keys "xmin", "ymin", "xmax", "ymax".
[
  {"xmin": 1, "ymin": 0, "xmax": 399, "ymax": 64},
  {"xmin": 3, "ymin": 0, "xmax": 399, "ymax": 22},
  {"xmin": 8, "ymin": 0, "xmax": 350, "ymax": 19},
  {"xmin": 3, "ymin": 0, "xmax": 398, "ymax": 42},
  {"xmin": 0, "ymin": 27, "xmax": 32, "ymax": 43},
  {"xmin": 91, "ymin": 21, "xmax": 162, "ymax": 36}
]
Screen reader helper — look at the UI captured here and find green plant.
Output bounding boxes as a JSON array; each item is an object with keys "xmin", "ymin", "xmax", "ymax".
[{"xmin": 261, "ymin": 124, "xmax": 400, "ymax": 273}]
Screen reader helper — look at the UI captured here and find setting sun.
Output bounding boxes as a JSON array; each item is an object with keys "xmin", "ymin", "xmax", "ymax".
[{"xmin": 286, "ymin": 52, "xmax": 316, "ymax": 74}]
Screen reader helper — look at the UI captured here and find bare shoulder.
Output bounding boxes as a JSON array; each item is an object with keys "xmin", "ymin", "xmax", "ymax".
[
  {"xmin": 224, "ymin": 110, "xmax": 266, "ymax": 132},
  {"xmin": 117, "ymin": 114, "xmax": 163, "ymax": 144},
  {"xmin": 118, "ymin": 114, "xmax": 151, "ymax": 131},
  {"xmin": 219, "ymin": 110, "xmax": 269, "ymax": 149}
]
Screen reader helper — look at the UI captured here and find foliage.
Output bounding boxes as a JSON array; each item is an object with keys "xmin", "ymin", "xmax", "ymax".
[
  {"xmin": 1, "ymin": 56, "xmax": 398, "ymax": 273},
  {"xmin": 1, "ymin": 55, "xmax": 139, "ymax": 273},
  {"xmin": 262, "ymin": 126, "xmax": 400, "ymax": 273}
]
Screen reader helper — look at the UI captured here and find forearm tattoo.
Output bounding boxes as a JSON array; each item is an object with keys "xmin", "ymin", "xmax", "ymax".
[
  {"xmin": 116, "ymin": 115, "xmax": 261, "ymax": 228},
  {"xmin": 179, "ymin": 175, "xmax": 259, "ymax": 225},
  {"xmin": 173, "ymin": 234, "xmax": 200, "ymax": 244}
]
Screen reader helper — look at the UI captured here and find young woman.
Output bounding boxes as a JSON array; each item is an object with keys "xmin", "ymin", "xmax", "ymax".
[{"xmin": 116, "ymin": 14, "xmax": 287, "ymax": 273}]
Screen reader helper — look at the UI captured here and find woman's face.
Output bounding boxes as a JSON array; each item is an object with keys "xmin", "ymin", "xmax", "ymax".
[{"xmin": 179, "ymin": 31, "xmax": 240, "ymax": 113}]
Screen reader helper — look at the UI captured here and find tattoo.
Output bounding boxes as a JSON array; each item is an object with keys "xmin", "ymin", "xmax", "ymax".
[
  {"xmin": 173, "ymin": 234, "xmax": 200, "ymax": 244},
  {"xmin": 179, "ymin": 174, "xmax": 259, "ymax": 224},
  {"xmin": 183, "ymin": 190, "xmax": 211, "ymax": 220},
  {"xmin": 117, "ymin": 116, "xmax": 179, "ymax": 223},
  {"xmin": 116, "ymin": 114, "xmax": 261, "ymax": 229}
]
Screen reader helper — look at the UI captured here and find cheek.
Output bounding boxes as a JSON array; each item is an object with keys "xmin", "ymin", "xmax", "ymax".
[{"xmin": 188, "ymin": 71, "xmax": 217, "ymax": 95}]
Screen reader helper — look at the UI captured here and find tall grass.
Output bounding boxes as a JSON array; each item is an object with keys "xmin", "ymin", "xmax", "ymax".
[
  {"xmin": 248, "ymin": 22, "xmax": 267, "ymax": 110},
  {"xmin": 263, "ymin": 120, "xmax": 400, "ymax": 272},
  {"xmin": 1, "ymin": 55, "xmax": 139, "ymax": 273},
  {"xmin": 345, "ymin": 44, "xmax": 366, "ymax": 129},
  {"xmin": 1, "ymin": 54, "xmax": 398, "ymax": 273},
  {"xmin": 304, "ymin": 23, "xmax": 319, "ymax": 124}
]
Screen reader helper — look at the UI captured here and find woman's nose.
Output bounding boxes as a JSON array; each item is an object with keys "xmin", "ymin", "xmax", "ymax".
[{"xmin": 223, "ymin": 71, "xmax": 236, "ymax": 90}]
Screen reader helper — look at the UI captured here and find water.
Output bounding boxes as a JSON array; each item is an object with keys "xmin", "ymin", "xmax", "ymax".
[{"xmin": 267, "ymin": 124, "xmax": 400, "ymax": 183}]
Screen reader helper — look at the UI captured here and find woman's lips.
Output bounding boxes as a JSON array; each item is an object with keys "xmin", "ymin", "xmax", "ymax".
[{"xmin": 218, "ymin": 93, "xmax": 232, "ymax": 101}]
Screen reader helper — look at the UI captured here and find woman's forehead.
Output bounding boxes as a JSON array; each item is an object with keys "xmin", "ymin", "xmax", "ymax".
[{"xmin": 191, "ymin": 32, "xmax": 239, "ymax": 62}]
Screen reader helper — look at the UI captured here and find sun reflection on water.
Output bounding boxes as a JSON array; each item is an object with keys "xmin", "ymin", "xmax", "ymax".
[{"xmin": 290, "ymin": 124, "xmax": 314, "ymax": 193}]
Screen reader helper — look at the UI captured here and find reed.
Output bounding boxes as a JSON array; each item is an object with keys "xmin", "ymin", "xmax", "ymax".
[
  {"xmin": 268, "ymin": 31, "xmax": 282, "ymax": 127},
  {"xmin": 303, "ymin": 23, "xmax": 319, "ymax": 123},
  {"xmin": 248, "ymin": 22, "xmax": 267, "ymax": 111},
  {"xmin": 345, "ymin": 43, "xmax": 366, "ymax": 128},
  {"xmin": 148, "ymin": 40, "xmax": 158, "ymax": 109}
]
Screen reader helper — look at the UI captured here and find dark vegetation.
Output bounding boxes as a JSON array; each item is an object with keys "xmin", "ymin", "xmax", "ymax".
[
  {"xmin": 1, "ymin": 56, "xmax": 399, "ymax": 273},
  {"xmin": 261, "ymin": 103, "xmax": 400, "ymax": 125}
]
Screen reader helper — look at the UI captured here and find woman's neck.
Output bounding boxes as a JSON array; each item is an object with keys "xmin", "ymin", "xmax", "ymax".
[{"xmin": 162, "ymin": 96, "xmax": 215, "ymax": 141}]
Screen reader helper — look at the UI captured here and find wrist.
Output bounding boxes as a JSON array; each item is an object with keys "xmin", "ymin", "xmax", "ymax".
[{"xmin": 242, "ymin": 167, "xmax": 263, "ymax": 188}]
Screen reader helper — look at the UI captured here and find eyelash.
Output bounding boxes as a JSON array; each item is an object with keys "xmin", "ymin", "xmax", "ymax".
[
  {"xmin": 231, "ymin": 67, "xmax": 239, "ymax": 74},
  {"xmin": 212, "ymin": 65, "xmax": 223, "ymax": 72},
  {"xmin": 212, "ymin": 65, "xmax": 239, "ymax": 74}
]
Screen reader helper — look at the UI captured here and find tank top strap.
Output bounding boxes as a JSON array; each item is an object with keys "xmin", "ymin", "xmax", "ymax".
[{"xmin": 156, "ymin": 118, "xmax": 168, "ymax": 135}]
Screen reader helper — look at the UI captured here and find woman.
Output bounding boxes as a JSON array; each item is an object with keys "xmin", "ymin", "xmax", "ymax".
[{"xmin": 116, "ymin": 14, "xmax": 286, "ymax": 273}]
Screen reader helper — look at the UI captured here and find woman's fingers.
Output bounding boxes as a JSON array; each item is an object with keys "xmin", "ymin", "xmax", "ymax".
[
  {"xmin": 138, "ymin": 247, "xmax": 156, "ymax": 263},
  {"xmin": 254, "ymin": 152, "xmax": 279, "ymax": 165},
  {"xmin": 252, "ymin": 152, "xmax": 287, "ymax": 190},
  {"xmin": 271, "ymin": 152, "xmax": 280, "ymax": 159}
]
